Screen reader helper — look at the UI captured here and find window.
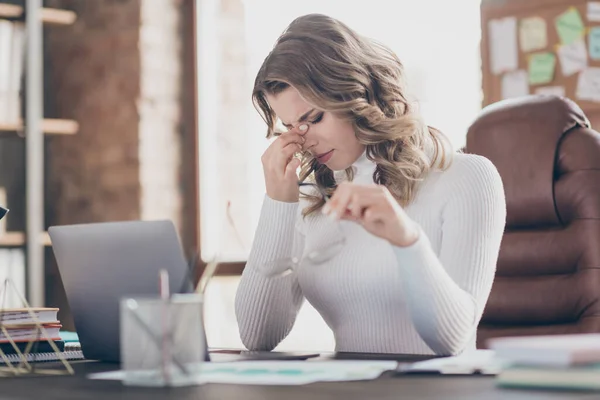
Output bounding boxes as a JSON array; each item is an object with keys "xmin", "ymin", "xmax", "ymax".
[{"xmin": 197, "ymin": 0, "xmax": 483, "ymax": 350}]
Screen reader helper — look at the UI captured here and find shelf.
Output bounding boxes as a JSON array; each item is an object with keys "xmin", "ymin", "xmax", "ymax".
[
  {"xmin": 0, "ymin": 119, "xmax": 79, "ymax": 135},
  {"xmin": 0, "ymin": 4, "xmax": 76, "ymax": 25},
  {"xmin": 0, "ymin": 231, "xmax": 51, "ymax": 247}
]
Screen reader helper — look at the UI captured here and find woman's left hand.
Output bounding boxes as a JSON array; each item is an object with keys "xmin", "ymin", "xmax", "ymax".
[{"xmin": 323, "ymin": 182, "xmax": 420, "ymax": 247}]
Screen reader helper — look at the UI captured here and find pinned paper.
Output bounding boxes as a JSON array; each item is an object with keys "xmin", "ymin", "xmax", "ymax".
[
  {"xmin": 528, "ymin": 52, "xmax": 556, "ymax": 85},
  {"xmin": 501, "ymin": 70, "xmax": 529, "ymax": 100},
  {"xmin": 535, "ymin": 86, "xmax": 566, "ymax": 97},
  {"xmin": 555, "ymin": 7, "xmax": 586, "ymax": 45},
  {"xmin": 576, "ymin": 67, "xmax": 600, "ymax": 102},
  {"xmin": 589, "ymin": 27, "xmax": 600, "ymax": 59},
  {"xmin": 588, "ymin": 2, "xmax": 600, "ymax": 22},
  {"xmin": 519, "ymin": 17, "xmax": 547, "ymax": 52},
  {"xmin": 557, "ymin": 38, "xmax": 588, "ymax": 76},
  {"xmin": 489, "ymin": 17, "xmax": 518, "ymax": 75}
]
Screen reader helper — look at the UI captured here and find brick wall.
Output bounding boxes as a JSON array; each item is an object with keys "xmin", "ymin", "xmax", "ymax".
[
  {"xmin": 44, "ymin": 0, "xmax": 191, "ymax": 237},
  {"xmin": 44, "ymin": 0, "xmax": 144, "ymax": 225},
  {"xmin": 41, "ymin": 0, "xmax": 195, "ymax": 323}
]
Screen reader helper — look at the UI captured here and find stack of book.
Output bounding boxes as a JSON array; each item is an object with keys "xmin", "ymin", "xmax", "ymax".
[
  {"xmin": 489, "ymin": 333, "xmax": 600, "ymax": 391},
  {"xmin": 0, "ymin": 307, "xmax": 82, "ymax": 363}
]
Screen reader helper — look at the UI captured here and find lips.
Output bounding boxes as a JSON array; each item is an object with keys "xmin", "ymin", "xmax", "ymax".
[{"xmin": 315, "ymin": 150, "xmax": 334, "ymax": 164}]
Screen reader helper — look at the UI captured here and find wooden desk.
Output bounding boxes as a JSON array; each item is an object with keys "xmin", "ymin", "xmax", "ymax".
[{"xmin": 0, "ymin": 361, "xmax": 596, "ymax": 400}]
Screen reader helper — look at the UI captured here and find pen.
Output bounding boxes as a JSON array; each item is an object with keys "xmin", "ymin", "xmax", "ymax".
[
  {"xmin": 159, "ymin": 269, "xmax": 170, "ymax": 383},
  {"xmin": 159, "ymin": 269, "xmax": 170, "ymax": 300}
]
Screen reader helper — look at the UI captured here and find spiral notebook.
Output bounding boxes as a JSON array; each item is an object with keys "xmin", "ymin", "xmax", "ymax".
[{"xmin": 0, "ymin": 341, "xmax": 84, "ymax": 364}]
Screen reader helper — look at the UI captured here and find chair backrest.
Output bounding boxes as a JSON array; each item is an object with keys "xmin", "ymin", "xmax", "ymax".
[{"xmin": 465, "ymin": 95, "xmax": 600, "ymax": 348}]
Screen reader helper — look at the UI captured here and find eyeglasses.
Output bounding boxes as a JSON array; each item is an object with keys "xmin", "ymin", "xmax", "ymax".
[
  {"xmin": 180, "ymin": 184, "xmax": 346, "ymax": 286},
  {"xmin": 258, "ymin": 182, "xmax": 346, "ymax": 278}
]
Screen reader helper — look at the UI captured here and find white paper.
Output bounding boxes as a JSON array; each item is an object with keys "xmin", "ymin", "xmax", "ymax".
[
  {"xmin": 489, "ymin": 17, "xmax": 518, "ymax": 75},
  {"xmin": 501, "ymin": 70, "xmax": 529, "ymax": 100},
  {"xmin": 576, "ymin": 67, "xmax": 600, "ymax": 102},
  {"xmin": 519, "ymin": 17, "xmax": 547, "ymax": 52},
  {"xmin": 535, "ymin": 86, "xmax": 566, "ymax": 97},
  {"xmin": 558, "ymin": 39, "xmax": 588, "ymax": 76},
  {"xmin": 400, "ymin": 350, "xmax": 502, "ymax": 375},
  {"xmin": 88, "ymin": 360, "xmax": 398, "ymax": 386},
  {"xmin": 588, "ymin": 2, "xmax": 600, "ymax": 22},
  {"xmin": 489, "ymin": 333, "xmax": 600, "ymax": 367}
]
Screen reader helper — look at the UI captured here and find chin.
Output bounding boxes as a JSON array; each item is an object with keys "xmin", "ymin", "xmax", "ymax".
[
  {"xmin": 326, "ymin": 159, "xmax": 352, "ymax": 172},
  {"xmin": 327, "ymin": 148, "xmax": 365, "ymax": 171}
]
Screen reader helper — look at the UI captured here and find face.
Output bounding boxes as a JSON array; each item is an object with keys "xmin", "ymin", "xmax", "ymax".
[{"xmin": 266, "ymin": 87, "xmax": 365, "ymax": 171}]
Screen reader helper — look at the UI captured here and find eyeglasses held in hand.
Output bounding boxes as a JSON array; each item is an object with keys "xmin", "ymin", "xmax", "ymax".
[
  {"xmin": 181, "ymin": 187, "xmax": 346, "ymax": 283},
  {"xmin": 258, "ymin": 182, "xmax": 346, "ymax": 279}
]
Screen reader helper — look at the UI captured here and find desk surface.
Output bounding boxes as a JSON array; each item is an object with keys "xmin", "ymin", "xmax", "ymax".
[{"xmin": 0, "ymin": 361, "xmax": 597, "ymax": 400}]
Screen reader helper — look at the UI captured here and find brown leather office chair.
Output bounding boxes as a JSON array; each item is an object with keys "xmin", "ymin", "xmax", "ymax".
[{"xmin": 465, "ymin": 95, "xmax": 600, "ymax": 348}]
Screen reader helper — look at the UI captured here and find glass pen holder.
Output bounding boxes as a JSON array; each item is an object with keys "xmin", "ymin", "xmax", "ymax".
[{"xmin": 119, "ymin": 293, "xmax": 206, "ymax": 387}]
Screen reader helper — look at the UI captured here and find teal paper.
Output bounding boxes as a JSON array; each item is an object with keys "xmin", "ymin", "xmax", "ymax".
[
  {"xmin": 555, "ymin": 7, "xmax": 585, "ymax": 45},
  {"xmin": 59, "ymin": 331, "xmax": 80, "ymax": 343},
  {"xmin": 528, "ymin": 52, "xmax": 556, "ymax": 85},
  {"xmin": 590, "ymin": 27, "xmax": 600, "ymax": 60}
]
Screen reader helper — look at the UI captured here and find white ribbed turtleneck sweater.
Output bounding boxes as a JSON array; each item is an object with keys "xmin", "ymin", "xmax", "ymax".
[{"xmin": 234, "ymin": 152, "xmax": 506, "ymax": 355}]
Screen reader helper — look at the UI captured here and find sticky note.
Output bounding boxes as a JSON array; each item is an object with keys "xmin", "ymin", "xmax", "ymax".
[
  {"xmin": 528, "ymin": 52, "xmax": 556, "ymax": 85},
  {"xmin": 588, "ymin": 2, "xmax": 600, "ymax": 22},
  {"xmin": 576, "ymin": 67, "xmax": 600, "ymax": 102},
  {"xmin": 519, "ymin": 17, "xmax": 547, "ymax": 52},
  {"xmin": 589, "ymin": 27, "xmax": 600, "ymax": 60},
  {"xmin": 555, "ymin": 7, "xmax": 586, "ymax": 45},
  {"xmin": 557, "ymin": 38, "xmax": 588, "ymax": 76},
  {"xmin": 489, "ymin": 17, "xmax": 518, "ymax": 75},
  {"xmin": 535, "ymin": 86, "xmax": 565, "ymax": 97},
  {"xmin": 501, "ymin": 70, "xmax": 529, "ymax": 100}
]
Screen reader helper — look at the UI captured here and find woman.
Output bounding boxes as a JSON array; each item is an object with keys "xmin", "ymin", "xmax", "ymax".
[{"xmin": 235, "ymin": 13, "xmax": 506, "ymax": 356}]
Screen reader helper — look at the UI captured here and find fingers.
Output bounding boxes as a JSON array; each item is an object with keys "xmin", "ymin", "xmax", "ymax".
[
  {"xmin": 327, "ymin": 184, "xmax": 388, "ymax": 221},
  {"xmin": 348, "ymin": 191, "xmax": 380, "ymax": 219},
  {"xmin": 262, "ymin": 127, "xmax": 305, "ymax": 177},
  {"xmin": 277, "ymin": 141, "xmax": 302, "ymax": 171},
  {"xmin": 276, "ymin": 129, "xmax": 305, "ymax": 149},
  {"xmin": 362, "ymin": 206, "xmax": 386, "ymax": 225},
  {"xmin": 297, "ymin": 124, "xmax": 309, "ymax": 135},
  {"xmin": 323, "ymin": 182, "xmax": 353, "ymax": 219},
  {"xmin": 339, "ymin": 208, "xmax": 360, "ymax": 222},
  {"xmin": 280, "ymin": 141, "xmax": 303, "ymax": 159},
  {"xmin": 325, "ymin": 183, "xmax": 374, "ymax": 219},
  {"xmin": 338, "ymin": 198, "xmax": 388, "ymax": 235},
  {"xmin": 336, "ymin": 190, "xmax": 381, "ymax": 221},
  {"xmin": 285, "ymin": 157, "xmax": 301, "ymax": 178},
  {"xmin": 274, "ymin": 130, "xmax": 304, "ymax": 169}
]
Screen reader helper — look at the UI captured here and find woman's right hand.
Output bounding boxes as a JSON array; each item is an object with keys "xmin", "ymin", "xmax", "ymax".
[{"xmin": 261, "ymin": 127, "xmax": 306, "ymax": 203}]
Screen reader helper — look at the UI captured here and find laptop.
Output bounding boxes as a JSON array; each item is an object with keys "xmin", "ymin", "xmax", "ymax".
[{"xmin": 48, "ymin": 220, "xmax": 208, "ymax": 363}]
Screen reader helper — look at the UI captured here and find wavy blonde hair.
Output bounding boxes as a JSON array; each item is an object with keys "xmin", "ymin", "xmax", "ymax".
[{"xmin": 252, "ymin": 14, "xmax": 453, "ymax": 216}]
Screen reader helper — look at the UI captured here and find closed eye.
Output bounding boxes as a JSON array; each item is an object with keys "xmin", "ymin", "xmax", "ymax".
[
  {"xmin": 282, "ymin": 111, "xmax": 324, "ymax": 130},
  {"xmin": 310, "ymin": 112, "xmax": 324, "ymax": 124}
]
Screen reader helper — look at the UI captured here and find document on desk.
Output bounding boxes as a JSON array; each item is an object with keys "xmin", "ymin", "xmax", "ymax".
[
  {"xmin": 398, "ymin": 350, "xmax": 502, "ymax": 375},
  {"xmin": 88, "ymin": 360, "xmax": 398, "ymax": 386}
]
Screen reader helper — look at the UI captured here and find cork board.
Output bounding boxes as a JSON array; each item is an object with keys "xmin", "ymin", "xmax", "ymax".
[{"xmin": 481, "ymin": 0, "xmax": 600, "ymax": 113}]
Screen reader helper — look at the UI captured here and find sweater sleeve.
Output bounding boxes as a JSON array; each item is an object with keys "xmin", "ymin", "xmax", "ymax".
[
  {"xmin": 234, "ymin": 195, "xmax": 305, "ymax": 351},
  {"xmin": 393, "ymin": 156, "xmax": 506, "ymax": 356}
]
